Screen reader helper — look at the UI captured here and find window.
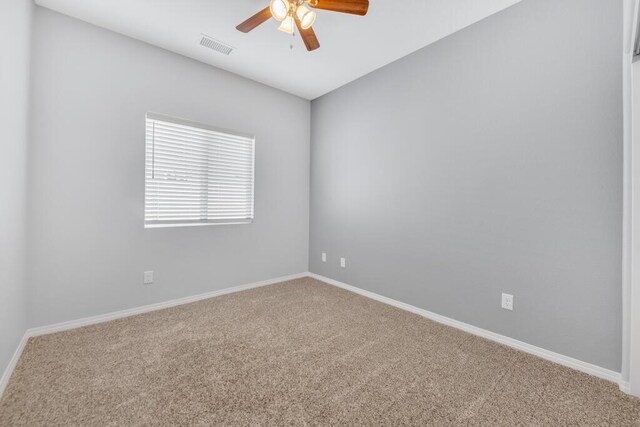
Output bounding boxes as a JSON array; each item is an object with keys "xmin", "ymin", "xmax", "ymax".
[{"xmin": 144, "ymin": 113, "xmax": 255, "ymax": 227}]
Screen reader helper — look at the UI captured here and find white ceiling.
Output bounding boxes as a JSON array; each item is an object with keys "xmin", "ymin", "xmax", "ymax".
[{"xmin": 35, "ymin": 0, "xmax": 523, "ymax": 100}]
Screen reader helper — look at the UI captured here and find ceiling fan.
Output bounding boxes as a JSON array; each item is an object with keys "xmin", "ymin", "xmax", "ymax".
[{"xmin": 236, "ymin": 0, "xmax": 369, "ymax": 52}]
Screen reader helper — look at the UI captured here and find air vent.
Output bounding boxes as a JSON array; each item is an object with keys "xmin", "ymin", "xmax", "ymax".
[{"xmin": 200, "ymin": 35, "xmax": 234, "ymax": 55}]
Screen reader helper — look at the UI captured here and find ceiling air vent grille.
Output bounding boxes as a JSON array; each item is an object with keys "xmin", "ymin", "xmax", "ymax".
[{"xmin": 200, "ymin": 35, "xmax": 234, "ymax": 55}]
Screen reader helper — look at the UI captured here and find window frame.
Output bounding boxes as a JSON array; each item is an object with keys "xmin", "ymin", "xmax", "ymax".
[{"xmin": 144, "ymin": 112, "xmax": 256, "ymax": 229}]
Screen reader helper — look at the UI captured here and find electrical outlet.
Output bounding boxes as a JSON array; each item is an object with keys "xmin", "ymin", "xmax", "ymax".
[
  {"xmin": 501, "ymin": 293, "xmax": 513, "ymax": 311},
  {"xmin": 322, "ymin": 252, "xmax": 327, "ymax": 263},
  {"xmin": 144, "ymin": 271, "xmax": 153, "ymax": 285},
  {"xmin": 340, "ymin": 257, "xmax": 346, "ymax": 268}
]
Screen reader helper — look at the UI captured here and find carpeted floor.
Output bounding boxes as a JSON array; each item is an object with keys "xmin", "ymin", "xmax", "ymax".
[{"xmin": 1, "ymin": 277, "xmax": 639, "ymax": 426}]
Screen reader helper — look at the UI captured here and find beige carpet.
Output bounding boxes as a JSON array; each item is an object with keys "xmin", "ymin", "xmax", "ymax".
[{"xmin": 1, "ymin": 277, "xmax": 639, "ymax": 426}]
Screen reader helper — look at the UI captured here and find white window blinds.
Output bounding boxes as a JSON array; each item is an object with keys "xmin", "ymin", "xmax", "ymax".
[{"xmin": 145, "ymin": 113, "xmax": 255, "ymax": 227}]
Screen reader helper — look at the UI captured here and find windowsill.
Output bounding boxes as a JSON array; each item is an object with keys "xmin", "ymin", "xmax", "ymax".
[{"xmin": 144, "ymin": 220, "xmax": 253, "ymax": 229}]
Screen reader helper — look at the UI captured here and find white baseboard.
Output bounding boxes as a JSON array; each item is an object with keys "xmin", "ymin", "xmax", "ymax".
[
  {"xmin": 307, "ymin": 273, "xmax": 625, "ymax": 389},
  {"xmin": 0, "ymin": 272, "xmax": 307, "ymax": 398},
  {"xmin": 0, "ymin": 271, "xmax": 629, "ymax": 399},
  {"xmin": 27, "ymin": 272, "xmax": 307, "ymax": 337},
  {"xmin": 620, "ymin": 380, "xmax": 631, "ymax": 394},
  {"xmin": 0, "ymin": 333, "xmax": 29, "ymax": 399}
]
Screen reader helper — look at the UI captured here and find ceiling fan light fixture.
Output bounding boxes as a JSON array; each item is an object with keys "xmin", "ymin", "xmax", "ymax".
[
  {"xmin": 296, "ymin": 4, "xmax": 317, "ymax": 29},
  {"xmin": 270, "ymin": 0, "xmax": 290, "ymax": 22},
  {"xmin": 277, "ymin": 15, "xmax": 295, "ymax": 34},
  {"xmin": 237, "ymin": 0, "xmax": 370, "ymax": 52}
]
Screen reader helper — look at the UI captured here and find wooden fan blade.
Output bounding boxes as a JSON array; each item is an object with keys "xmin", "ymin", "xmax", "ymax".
[
  {"xmin": 295, "ymin": 17, "xmax": 320, "ymax": 51},
  {"xmin": 236, "ymin": 7, "xmax": 272, "ymax": 33},
  {"xmin": 312, "ymin": 0, "xmax": 369, "ymax": 16}
]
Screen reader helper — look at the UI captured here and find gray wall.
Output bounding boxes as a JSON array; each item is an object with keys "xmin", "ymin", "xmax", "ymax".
[
  {"xmin": 0, "ymin": 0, "xmax": 33, "ymax": 377},
  {"xmin": 28, "ymin": 8, "xmax": 310, "ymax": 327},
  {"xmin": 310, "ymin": 0, "xmax": 623, "ymax": 371}
]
